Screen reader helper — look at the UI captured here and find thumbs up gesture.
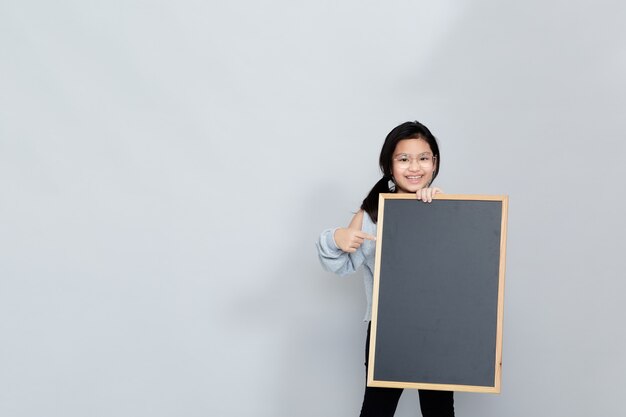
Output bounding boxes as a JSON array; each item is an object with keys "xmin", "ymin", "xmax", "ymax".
[
  {"xmin": 333, "ymin": 211, "xmax": 376, "ymax": 254},
  {"xmin": 334, "ymin": 228, "xmax": 376, "ymax": 253}
]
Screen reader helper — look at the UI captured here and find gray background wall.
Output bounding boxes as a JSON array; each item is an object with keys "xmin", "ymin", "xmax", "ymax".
[{"xmin": 1, "ymin": 1, "xmax": 625, "ymax": 416}]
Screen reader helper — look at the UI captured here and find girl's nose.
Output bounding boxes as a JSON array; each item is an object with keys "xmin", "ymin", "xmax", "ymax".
[{"xmin": 409, "ymin": 159, "xmax": 421, "ymax": 171}]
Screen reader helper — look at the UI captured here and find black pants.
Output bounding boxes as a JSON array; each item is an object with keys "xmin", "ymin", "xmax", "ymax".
[{"xmin": 360, "ymin": 323, "xmax": 455, "ymax": 417}]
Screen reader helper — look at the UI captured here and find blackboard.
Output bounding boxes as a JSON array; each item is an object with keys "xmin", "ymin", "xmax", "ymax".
[{"xmin": 368, "ymin": 194, "xmax": 508, "ymax": 393}]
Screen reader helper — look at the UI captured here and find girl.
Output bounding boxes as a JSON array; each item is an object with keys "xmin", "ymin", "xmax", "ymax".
[{"xmin": 316, "ymin": 121, "xmax": 455, "ymax": 417}]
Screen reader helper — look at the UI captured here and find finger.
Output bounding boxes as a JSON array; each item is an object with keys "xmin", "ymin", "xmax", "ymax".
[
  {"xmin": 355, "ymin": 231, "xmax": 376, "ymax": 240},
  {"xmin": 346, "ymin": 247, "xmax": 357, "ymax": 253},
  {"xmin": 418, "ymin": 189, "xmax": 427, "ymax": 202},
  {"xmin": 350, "ymin": 238, "xmax": 363, "ymax": 247}
]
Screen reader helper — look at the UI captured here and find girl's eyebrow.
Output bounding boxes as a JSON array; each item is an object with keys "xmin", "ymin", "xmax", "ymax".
[{"xmin": 393, "ymin": 152, "xmax": 432, "ymax": 157}]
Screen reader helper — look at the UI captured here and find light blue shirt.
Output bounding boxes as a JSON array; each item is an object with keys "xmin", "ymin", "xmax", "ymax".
[{"xmin": 315, "ymin": 212, "xmax": 377, "ymax": 322}]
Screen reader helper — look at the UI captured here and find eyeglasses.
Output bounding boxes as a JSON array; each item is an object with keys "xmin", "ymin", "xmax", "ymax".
[{"xmin": 393, "ymin": 152, "xmax": 436, "ymax": 169}]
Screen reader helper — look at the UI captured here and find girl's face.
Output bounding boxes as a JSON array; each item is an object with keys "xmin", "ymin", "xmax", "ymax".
[{"xmin": 391, "ymin": 138, "xmax": 437, "ymax": 194}]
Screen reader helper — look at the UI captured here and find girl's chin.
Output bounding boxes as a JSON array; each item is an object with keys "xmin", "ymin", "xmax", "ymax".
[{"xmin": 396, "ymin": 184, "xmax": 425, "ymax": 194}]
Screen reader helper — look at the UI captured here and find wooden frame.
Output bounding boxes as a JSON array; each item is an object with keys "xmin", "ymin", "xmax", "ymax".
[{"xmin": 367, "ymin": 194, "xmax": 508, "ymax": 393}]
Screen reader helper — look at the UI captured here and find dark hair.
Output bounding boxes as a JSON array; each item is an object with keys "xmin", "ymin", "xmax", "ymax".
[{"xmin": 360, "ymin": 121, "xmax": 440, "ymax": 223}]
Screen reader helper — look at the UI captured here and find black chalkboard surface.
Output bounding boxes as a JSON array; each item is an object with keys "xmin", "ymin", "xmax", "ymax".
[{"xmin": 368, "ymin": 194, "xmax": 508, "ymax": 393}]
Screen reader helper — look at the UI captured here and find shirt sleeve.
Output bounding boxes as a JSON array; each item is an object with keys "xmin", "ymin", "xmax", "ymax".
[{"xmin": 315, "ymin": 228, "xmax": 367, "ymax": 276}]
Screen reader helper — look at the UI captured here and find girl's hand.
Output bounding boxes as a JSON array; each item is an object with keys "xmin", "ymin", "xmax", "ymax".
[
  {"xmin": 416, "ymin": 187, "xmax": 443, "ymax": 203},
  {"xmin": 334, "ymin": 227, "xmax": 376, "ymax": 253}
]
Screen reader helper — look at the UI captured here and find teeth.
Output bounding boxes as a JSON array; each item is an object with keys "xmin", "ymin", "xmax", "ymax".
[{"xmin": 407, "ymin": 176, "xmax": 422, "ymax": 179}]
